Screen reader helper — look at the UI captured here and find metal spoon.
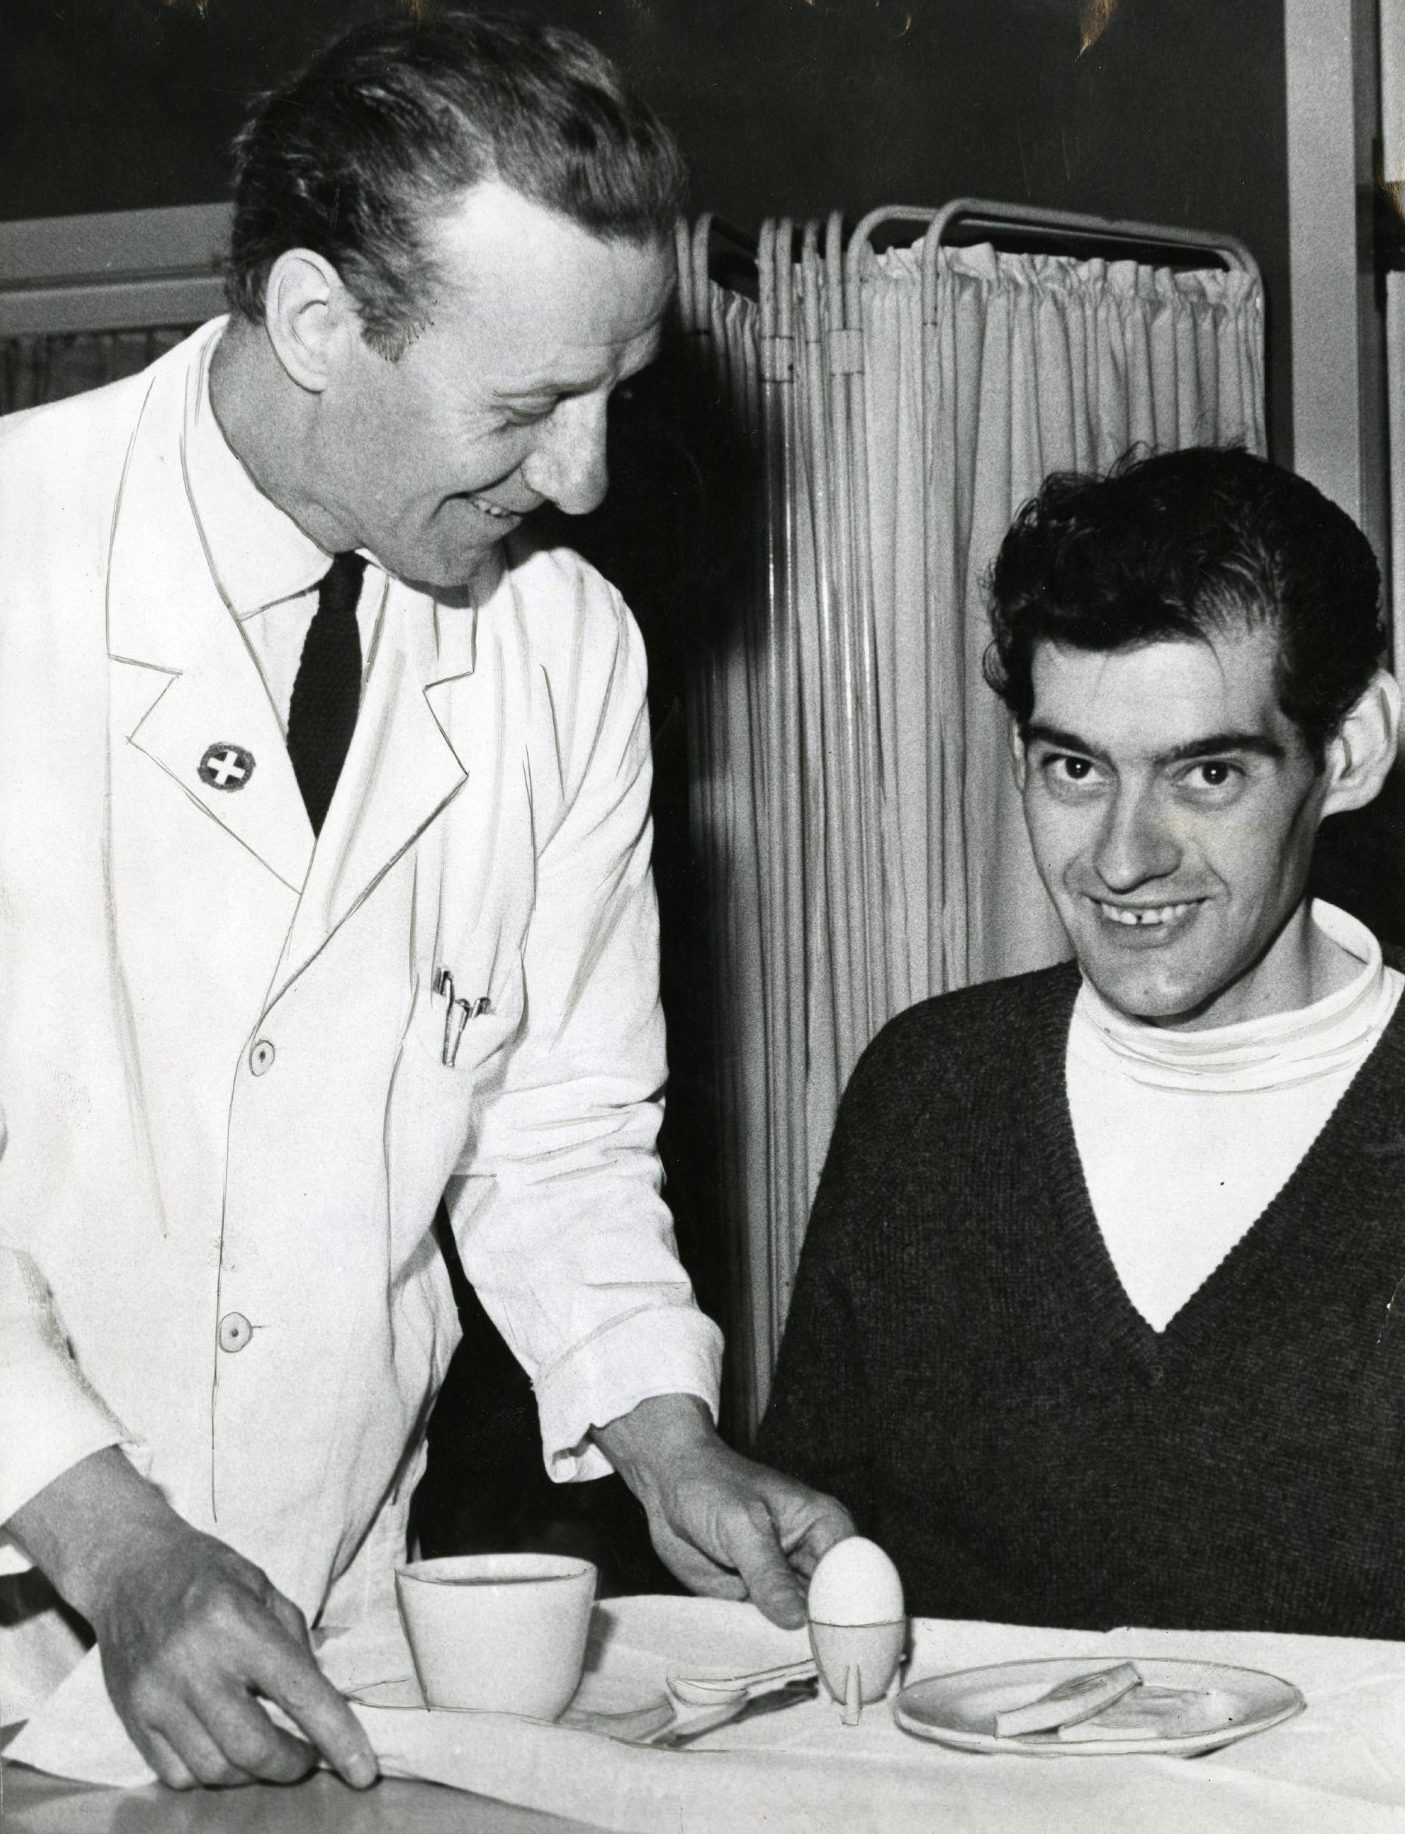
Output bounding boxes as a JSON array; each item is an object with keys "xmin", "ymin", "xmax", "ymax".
[
  {"xmin": 667, "ymin": 1656, "xmax": 818, "ymax": 1706},
  {"xmin": 646, "ymin": 1676, "xmax": 820, "ymax": 1748}
]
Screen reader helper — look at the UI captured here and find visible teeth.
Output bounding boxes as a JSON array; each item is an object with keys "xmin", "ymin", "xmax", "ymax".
[
  {"xmin": 470, "ymin": 497, "xmax": 516, "ymax": 520},
  {"xmin": 1099, "ymin": 902, "xmax": 1194, "ymax": 927}
]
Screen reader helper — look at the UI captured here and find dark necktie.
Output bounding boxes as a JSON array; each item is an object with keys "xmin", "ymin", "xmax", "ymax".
[{"xmin": 287, "ymin": 550, "xmax": 366, "ymax": 836}]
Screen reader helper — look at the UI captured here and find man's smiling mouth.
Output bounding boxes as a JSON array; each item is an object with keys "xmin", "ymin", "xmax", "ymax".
[
  {"xmin": 1094, "ymin": 900, "xmax": 1201, "ymax": 928},
  {"xmin": 467, "ymin": 494, "xmax": 521, "ymax": 521}
]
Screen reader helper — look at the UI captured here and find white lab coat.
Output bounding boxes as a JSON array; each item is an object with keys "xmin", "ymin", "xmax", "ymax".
[{"xmin": 0, "ymin": 324, "xmax": 721, "ymax": 1727}]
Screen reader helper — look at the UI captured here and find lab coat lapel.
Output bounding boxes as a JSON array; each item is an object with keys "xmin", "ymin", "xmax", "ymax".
[
  {"xmin": 272, "ymin": 587, "xmax": 476, "ymax": 993},
  {"xmin": 106, "ymin": 341, "xmax": 315, "ymax": 895}
]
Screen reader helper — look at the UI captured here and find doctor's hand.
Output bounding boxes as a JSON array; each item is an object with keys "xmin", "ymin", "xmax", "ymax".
[
  {"xmin": 592, "ymin": 1394, "xmax": 855, "ymax": 1629},
  {"xmin": 6, "ymin": 1447, "xmax": 378, "ymax": 1791}
]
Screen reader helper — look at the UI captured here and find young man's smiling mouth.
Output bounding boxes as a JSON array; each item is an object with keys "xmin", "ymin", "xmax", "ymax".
[{"xmin": 1093, "ymin": 898, "xmax": 1203, "ymax": 929}]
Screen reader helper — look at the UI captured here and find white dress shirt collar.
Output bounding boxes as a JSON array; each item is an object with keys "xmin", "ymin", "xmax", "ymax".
[{"xmin": 184, "ymin": 321, "xmax": 332, "ymax": 617}]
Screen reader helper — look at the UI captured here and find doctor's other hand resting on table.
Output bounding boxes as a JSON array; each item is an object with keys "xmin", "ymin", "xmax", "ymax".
[
  {"xmin": 594, "ymin": 1394, "xmax": 856, "ymax": 1630},
  {"xmin": 6, "ymin": 1448, "xmax": 378, "ymax": 1792}
]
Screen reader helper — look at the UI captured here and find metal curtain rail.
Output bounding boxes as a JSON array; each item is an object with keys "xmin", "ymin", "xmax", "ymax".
[
  {"xmin": 919, "ymin": 196, "xmax": 1259, "ymax": 297},
  {"xmin": 698, "ymin": 196, "xmax": 1256, "ymax": 291}
]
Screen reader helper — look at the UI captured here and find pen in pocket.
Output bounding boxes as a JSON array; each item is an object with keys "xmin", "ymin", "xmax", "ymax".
[{"xmin": 433, "ymin": 967, "xmax": 492, "ymax": 1067}]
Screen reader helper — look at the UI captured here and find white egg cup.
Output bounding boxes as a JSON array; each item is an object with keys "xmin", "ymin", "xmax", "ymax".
[{"xmin": 808, "ymin": 1618, "xmax": 907, "ymax": 1725}]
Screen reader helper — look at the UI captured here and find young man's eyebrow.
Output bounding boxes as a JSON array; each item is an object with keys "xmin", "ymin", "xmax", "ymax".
[
  {"xmin": 1022, "ymin": 722, "xmax": 1108, "ymax": 761},
  {"xmin": 1162, "ymin": 731, "xmax": 1288, "ymax": 763},
  {"xmin": 1022, "ymin": 722, "xmax": 1287, "ymax": 765}
]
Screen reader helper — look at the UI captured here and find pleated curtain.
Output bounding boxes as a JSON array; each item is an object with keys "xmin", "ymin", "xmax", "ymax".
[{"xmin": 679, "ymin": 224, "xmax": 1266, "ymax": 1433}]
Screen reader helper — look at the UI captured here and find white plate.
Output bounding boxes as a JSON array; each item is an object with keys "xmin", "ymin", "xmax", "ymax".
[
  {"xmin": 345, "ymin": 1670, "xmax": 675, "ymax": 1743},
  {"xmin": 893, "ymin": 1655, "xmax": 1305, "ymax": 1758}
]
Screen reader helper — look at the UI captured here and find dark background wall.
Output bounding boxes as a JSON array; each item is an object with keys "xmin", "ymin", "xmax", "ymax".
[{"xmin": 5, "ymin": 0, "xmax": 1290, "ymax": 452}]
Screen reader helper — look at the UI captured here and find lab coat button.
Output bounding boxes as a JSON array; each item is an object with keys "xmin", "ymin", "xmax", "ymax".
[
  {"xmin": 249, "ymin": 1039, "xmax": 275, "ymax": 1075},
  {"xmin": 218, "ymin": 1312, "xmax": 252, "ymax": 1353}
]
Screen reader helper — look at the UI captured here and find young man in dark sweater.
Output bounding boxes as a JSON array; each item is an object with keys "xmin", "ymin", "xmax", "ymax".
[{"xmin": 757, "ymin": 447, "xmax": 1405, "ymax": 1639}]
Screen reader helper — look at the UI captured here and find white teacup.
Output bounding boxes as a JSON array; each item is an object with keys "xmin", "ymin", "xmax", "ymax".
[{"xmin": 395, "ymin": 1553, "xmax": 598, "ymax": 1720}]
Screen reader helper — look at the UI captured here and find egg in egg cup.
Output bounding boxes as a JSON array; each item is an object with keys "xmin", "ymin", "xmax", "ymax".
[{"xmin": 806, "ymin": 1537, "xmax": 908, "ymax": 1725}]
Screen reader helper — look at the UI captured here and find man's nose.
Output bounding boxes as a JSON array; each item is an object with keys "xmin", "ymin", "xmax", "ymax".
[
  {"xmin": 1092, "ymin": 785, "xmax": 1181, "ymax": 890},
  {"xmin": 522, "ymin": 395, "xmax": 609, "ymax": 517}
]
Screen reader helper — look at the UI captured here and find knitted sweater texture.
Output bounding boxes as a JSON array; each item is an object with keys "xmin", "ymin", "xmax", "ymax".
[{"xmin": 756, "ymin": 962, "xmax": 1405, "ymax": 1638}]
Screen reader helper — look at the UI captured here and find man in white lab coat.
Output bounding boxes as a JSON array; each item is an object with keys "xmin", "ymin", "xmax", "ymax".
[{"xmin": 0, "ymin": 15, "xmax": 851, "ymax": 1790}]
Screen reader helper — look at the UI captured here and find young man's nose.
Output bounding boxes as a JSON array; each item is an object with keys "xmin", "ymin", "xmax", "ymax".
[
  {"xmin": 522, "ymin": 397, "xmax": 609, "ymax": 517},
  {"xmin": 1092, "ymin": 788, "xmax": 1181, "ymax": 890}
]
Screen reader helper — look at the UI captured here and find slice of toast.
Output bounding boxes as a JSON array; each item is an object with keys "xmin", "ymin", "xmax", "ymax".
[
  {"xmin": 994, "ymin": 1662, "xmax": 1143, "ymax": 1738},
  {"xmin": 1056, "ymin": 1685, "xmax": 1213, "ymax": 1742}
]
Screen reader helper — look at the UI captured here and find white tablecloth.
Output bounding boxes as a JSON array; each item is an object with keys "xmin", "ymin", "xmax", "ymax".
[{"xmin": 11, "ymin": 1597, "xmax": 1405, "ymax": 1833}]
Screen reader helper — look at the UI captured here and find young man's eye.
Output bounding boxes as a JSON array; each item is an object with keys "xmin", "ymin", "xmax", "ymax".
[
  {"xmin": 1187, "ymin": 760, "xmax": 1240, "ymax": 789},
  {"xmin": 1032, "ymin": 753, "xmax": 1102, "ymax": 798}
]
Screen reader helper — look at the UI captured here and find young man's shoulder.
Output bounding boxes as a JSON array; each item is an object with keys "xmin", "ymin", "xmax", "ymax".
[{"xmin": 849, "ymin": 959, "xmax": 1080, "ymax": 1105}]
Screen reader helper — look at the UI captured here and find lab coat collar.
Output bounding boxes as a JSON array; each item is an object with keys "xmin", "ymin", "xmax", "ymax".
[
  {"xmin": 270, "ymin": 583, "xmax": 477, "ymax": 995},
  {"xmin": 107, "ymin": 323, "xmax": 316, "ymax": 893},
  {"xmin": 106, "ymin": 323, "xmax": 483, "ymax": 939}
]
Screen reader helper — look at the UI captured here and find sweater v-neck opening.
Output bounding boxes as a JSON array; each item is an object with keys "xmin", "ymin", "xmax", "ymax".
[{"xmin": 1020, "ymin": 959, "xmax": 1405, "ymax": 1384}]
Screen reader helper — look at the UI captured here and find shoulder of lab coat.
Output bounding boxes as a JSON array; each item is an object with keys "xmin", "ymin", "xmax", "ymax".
[{"xmin": 449, "ymin": 538, "xmax": 723, "ymax": 1481}]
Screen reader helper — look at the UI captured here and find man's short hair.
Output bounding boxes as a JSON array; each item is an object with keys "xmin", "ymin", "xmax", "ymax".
[
  {"xmin": 225, "ymin": 12, "xmax": 687, "ymax": 357},
  {"xmin": 984, "ymin": 446, "xmax": 1384, "ymax": 759}
]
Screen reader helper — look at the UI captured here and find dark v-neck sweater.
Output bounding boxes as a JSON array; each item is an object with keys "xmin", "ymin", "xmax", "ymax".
[{"xmin": 756, "ymin": 960, "xmax": 1405, "ymax": 1638}]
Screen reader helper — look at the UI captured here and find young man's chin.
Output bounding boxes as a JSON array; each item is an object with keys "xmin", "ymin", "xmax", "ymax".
[{"xmin": 1078, "ymin": 959, "xmax": 1214, "ymax": 1028}]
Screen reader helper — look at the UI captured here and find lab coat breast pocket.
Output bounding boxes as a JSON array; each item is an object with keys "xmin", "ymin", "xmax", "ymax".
[{"xmin": 385, "ymin": 949, "xmax": 524, "ymax": 1216}]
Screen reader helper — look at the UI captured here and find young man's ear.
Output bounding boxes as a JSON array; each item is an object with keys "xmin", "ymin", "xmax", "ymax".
[
  {"xmin": 263, "ymin": 249, "xmax": 359, "ymax": 394},
  {"xmin": 1321, "ymin": 669, "xmax": 1402, "ymax": 817}
]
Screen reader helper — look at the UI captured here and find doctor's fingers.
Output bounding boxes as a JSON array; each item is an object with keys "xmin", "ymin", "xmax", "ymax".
[
  {"xmin": 184, "ymin": 1673, "xmax": 321, "ymax": 1786},
  {"xmin": 656, "ymin": 1510, "xmax": 807, "ymax": 1629},
  {"xmin": 141, "ymin": 1726, "xmax": 200, "ymax": 1791},
  {"xmin": 710, "ymin": 1506, "xmax": 811, "ymax": 1629},
  {"xmin": 132, "ymin": 1700, "xmax": 257, "ymax": 1790},
  {"xmin": 649, "ymin": 1527, "xmax": 750, "ymax": 1603},
  {"xmin": 770, "ymin": 1487, "xmax": 857, "ymax": 1577},
  {"xmin": 261, "ymin": 1583, "xmax": 314, "ymax": 1651},
  {"xmin": 245, "ymin": 1626, "xmax": 378, "ymax": 1789}
]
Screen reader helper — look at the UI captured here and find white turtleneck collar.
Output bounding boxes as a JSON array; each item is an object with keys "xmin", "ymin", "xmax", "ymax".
[{"xmin": 1071, "ymin": 900, "xmax": 1399, "ymax": 1095}]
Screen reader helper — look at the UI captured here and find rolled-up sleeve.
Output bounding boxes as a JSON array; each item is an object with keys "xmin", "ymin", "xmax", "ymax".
[{"xmin": 444, "ymin": 574, "xmax": 722, "ymax": 1481}]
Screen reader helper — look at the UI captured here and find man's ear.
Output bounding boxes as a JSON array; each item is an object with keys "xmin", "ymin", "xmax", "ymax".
[
  {"xmin": 1008, "ymin": 717, "xmax": 1029, "ymax": 792},
  {"xmin": 1321, "ymin": 668, "xmax": 1402, "ymax": 817},
  {"xmin": 263, "ymin": 249, "xmax": 358, "ymax": 394}
]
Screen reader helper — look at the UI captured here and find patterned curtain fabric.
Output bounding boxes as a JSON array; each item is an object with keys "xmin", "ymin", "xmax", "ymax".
[
  {"xmin": 679, "ymin": 221, "xmax": 1266, "ymax": 1434},
  {"xmin": 0, "ymin": 328, "xmax": 191, "ymax": 414}
]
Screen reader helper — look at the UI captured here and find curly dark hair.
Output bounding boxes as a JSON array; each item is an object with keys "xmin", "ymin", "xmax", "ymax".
[
  {"xmin": 984, "ymin": 446, "xmax": 1384, "ymax": 762},
  {"xmin": 225, "ymin": 12, "xmax": 687, "ymax": 357}
]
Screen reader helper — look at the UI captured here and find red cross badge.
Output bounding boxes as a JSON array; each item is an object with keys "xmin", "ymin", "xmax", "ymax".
[{"xmin": 198, "ymin": 743, "xmax": 256, "ymax": 792}]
